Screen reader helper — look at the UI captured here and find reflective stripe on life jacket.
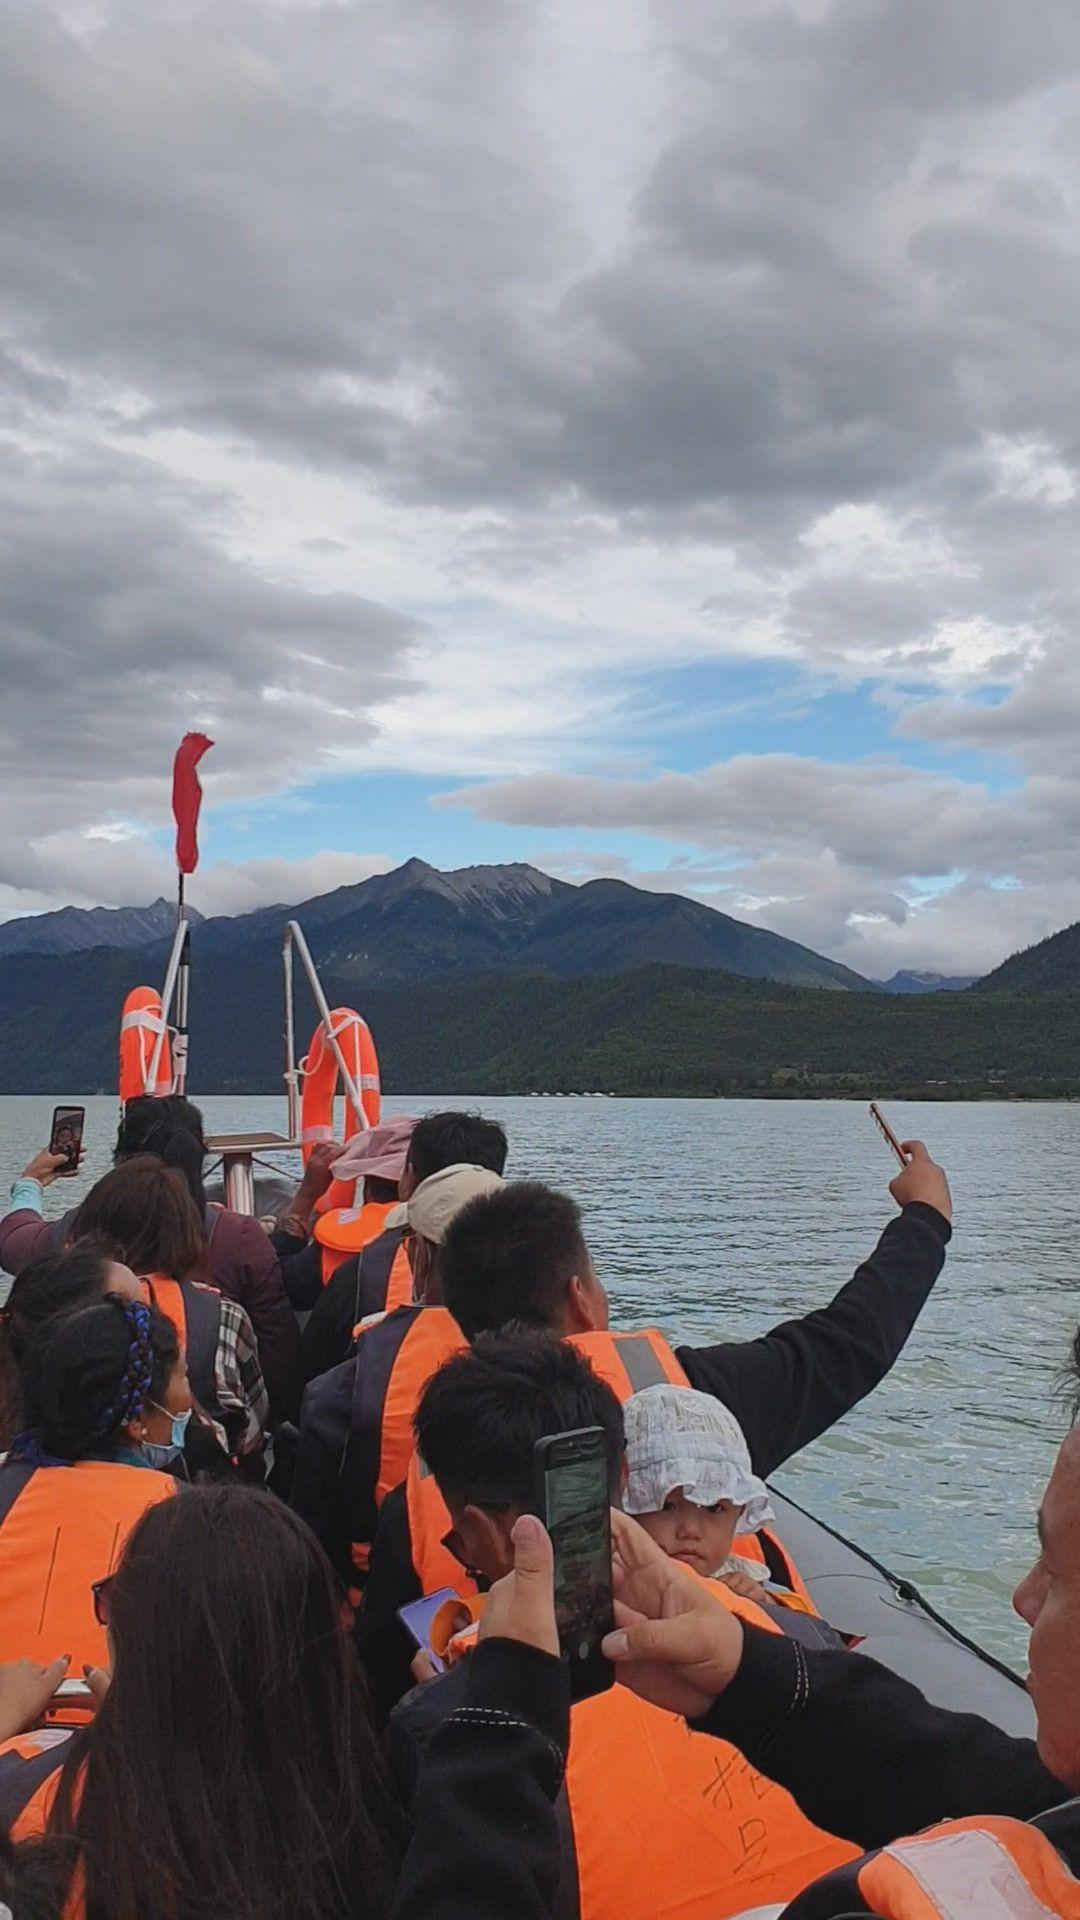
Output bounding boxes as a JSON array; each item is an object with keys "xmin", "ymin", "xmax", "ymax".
[
  {"xmin": 807, "ymin": 1813, "xmax": 1080, "ymax": 1918},
  {"xmin": 567, "ymin": 1327, "xmax": 690, "ymax": 1395},
  {"xmin": 315, "ymin": 1199, "xmax": 396, "ymax": 1288},
  {"xmin": 0, "ymin": 1728, "xmax": 71, "ymax": 1838},
  {"xmin": 0, "ymin": 1459, "xmax": 176, "ymax": 1669}
]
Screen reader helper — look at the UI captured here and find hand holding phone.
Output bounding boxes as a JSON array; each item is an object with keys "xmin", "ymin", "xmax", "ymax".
[
  {"xmin": 48, "ymin": 1105, "xmax": 86, "ymax": 1177},
  {"xmin": 532, "ymin": 1426, "xmax": 615, "ymax": 1701},
  {"xmin": 869, "ymin": 1102, "xmax": 907, "ymax": 1169}
]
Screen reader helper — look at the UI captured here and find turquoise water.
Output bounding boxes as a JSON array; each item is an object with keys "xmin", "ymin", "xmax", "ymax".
[{"xmin": 2, "ymin": 1092, "xmax": 1074, "ymax": 1666}]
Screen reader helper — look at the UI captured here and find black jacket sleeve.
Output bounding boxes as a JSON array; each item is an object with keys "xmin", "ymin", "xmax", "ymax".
[
  {"xmin": 694, "ymin": 1623, "xmax": 1063, "ymax": 1852},
  {"xmin": 299, "ymin": 1256, "xmax": 362, "ymax": 1386},
  {"xmin": 354, "ymin": 1485, "xmax": 423, "ymax": 1724},
  {"xmin": 278, "ymin": 1239, "xmax": 324, "ymax": 1312},
  {"xmin": 290, "ymin": 1366, "xmax": 355, "ymax": 1584},
  {"xmin": 389, "ymin": 1638, "xmax": 569, "ymax": 1920},
  {"xmin": 678, "ymin": 1203, "xmax": 951, "ymax": 1477}
]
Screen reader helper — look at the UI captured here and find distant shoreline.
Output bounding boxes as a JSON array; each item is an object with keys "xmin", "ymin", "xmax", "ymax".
[{"xmin": 7, "ymin": 1083, "xmax": 1077, "ymax": 1103}]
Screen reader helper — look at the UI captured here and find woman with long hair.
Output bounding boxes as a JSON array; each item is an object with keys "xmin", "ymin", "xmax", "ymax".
[
  {"xmin": 21, "ymin": 1486, "xmax": 401, "ymax": 1920},
  {"xmin": 72, "ymin": 1158, "xmax": 269, "ymax": 1461},
  {"xmin": 0, "ymin": 1297, "xmax": 182, "ymax": 1671},
  {"xmin": 0, "ymin": 1094, "xmax": 300, "ymax": 1423}
]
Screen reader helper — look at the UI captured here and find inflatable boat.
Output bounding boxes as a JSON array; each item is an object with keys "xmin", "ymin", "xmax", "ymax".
[
  {"xmin": 121, "ymin": 893, "xmax": 1035, "ymax": 1745},
  {"xmin": 768, "ymin": 1485, "xmax": 1033, "ymax": 1736}
]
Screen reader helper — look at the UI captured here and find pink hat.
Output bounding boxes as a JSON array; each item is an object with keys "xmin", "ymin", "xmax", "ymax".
[{"xmin": 329, "ymin": 1114, "xmax": 417, "ymax": 1184}]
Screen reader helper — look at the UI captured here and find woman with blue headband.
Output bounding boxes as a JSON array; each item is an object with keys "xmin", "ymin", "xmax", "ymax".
[{"xmin": 0, "ymin": 1296, "xmax": 185, "ymax": 1676}]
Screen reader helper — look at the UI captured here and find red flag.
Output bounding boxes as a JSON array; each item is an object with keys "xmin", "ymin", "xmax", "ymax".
[{"xmin": 172, "ymin": 733, "xmax": 214, "ymax": 875}]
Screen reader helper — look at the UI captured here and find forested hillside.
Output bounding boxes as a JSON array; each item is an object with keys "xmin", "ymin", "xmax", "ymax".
[{"xmin": 0, "ymin": 950, "xmax": 1077, "ymax": 1097}]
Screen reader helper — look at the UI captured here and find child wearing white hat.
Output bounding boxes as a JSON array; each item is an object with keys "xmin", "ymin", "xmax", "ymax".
[{"xmin": 623, "ymin": 1384, "xmax": 778, "ymax": 1601}]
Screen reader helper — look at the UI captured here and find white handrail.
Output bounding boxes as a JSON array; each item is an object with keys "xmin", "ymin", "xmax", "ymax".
[
  {"xmin": 145, "ymin": 918, "xmax": 188, "ymax": 1097},
  {"xmin": 282, "ymin": 920, "xmax": 369, "ymax": 1133}
]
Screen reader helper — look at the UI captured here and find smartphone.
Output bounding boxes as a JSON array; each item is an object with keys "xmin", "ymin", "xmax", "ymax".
[
  {"xmin": 532, "ymin": 1426, "xmax": 614, "ymax": 1702},
  {"xmin": 869, "ymin": 1102, "xmax": 907, "ymax": 1169},
  {"xmin": 49, "ymin": 1678, "xmax": 95, "ymax": 1705},
  {"xmin": 397, "ymin": 1588, "xmax": 461, "ymax": 1674},
  {"xmin": 49, "ymin": 1105, "xmax": 86, "ymax": 1176}
]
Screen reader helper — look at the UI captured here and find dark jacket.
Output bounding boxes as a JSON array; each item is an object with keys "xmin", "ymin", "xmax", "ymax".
[
  {"xmin": 696, "ymin": 1621, "xmax": 1061, "ymax": 1853},
  {"xmin": 292, "ymin": 1296, "xmax": 422, "ymax": 1587},
  {"xmin": 358, "ymin": 1204, "xmax": 951, "ymax": 1716},
  {"xmin": 388, "ymin": 1638, "xmax": 569, "ymax": 1920},
  {"xmin": 384, "ymin": 1630, "xmax": 1078, "ymax": 1920}
]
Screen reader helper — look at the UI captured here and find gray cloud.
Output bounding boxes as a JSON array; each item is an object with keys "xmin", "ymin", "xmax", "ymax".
[{"xmin": 3, "ymin": 0, "xmax": 1080, "ymax": 961}]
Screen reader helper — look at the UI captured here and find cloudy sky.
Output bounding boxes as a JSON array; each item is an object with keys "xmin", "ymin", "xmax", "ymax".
[{"xmin": 3, "ymin": 0, "xmax": 1079, "ymax": 978}]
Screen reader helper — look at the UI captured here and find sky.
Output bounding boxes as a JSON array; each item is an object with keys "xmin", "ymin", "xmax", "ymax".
[{"xmin": 3, "ymin": 0, "xmax": 1080, "ymax": 980}]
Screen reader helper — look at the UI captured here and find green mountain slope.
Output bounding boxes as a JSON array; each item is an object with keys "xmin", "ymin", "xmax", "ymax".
[
  {"xmin": 0, "ymin": 950, "xmax": 1077, "ymax": 1098},
  {"xmin": 978, "ymin": 921, "xmax": 1080, "ymax": 993}
]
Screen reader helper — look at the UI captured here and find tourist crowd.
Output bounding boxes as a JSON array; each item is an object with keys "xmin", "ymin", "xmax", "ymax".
[{"xmin": 0, "ymin": 1096, "xmax": 1075, "ymax": 1919}]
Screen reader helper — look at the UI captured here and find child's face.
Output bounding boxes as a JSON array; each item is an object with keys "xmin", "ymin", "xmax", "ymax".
[{"xmin": 636, "ymin": 1488, "xmax": 744, "ymax": 1577}]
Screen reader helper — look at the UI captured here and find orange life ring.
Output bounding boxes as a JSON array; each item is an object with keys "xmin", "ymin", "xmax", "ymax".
[
  {"xmin": 299, "ymin": 1008, "xmax": 380, "ymax": 1169},
  {"xmin": 119, "ymin": 987, "xmax": 173, "ymax": 1103}
]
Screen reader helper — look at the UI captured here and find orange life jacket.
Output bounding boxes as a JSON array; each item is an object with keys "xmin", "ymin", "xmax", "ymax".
[
  {"xmin": 819, "ymin": 1813, "xmax": 1080, "ymax": 1918},
  {"xmin": 0, "ymin": 1459, "xmax": 176, "ymax": 1669},
  {"xmin": 315, "ymin": 1199, "xmax": 396, "ymax": 1288},
  {"xmin": 348, "ymin": 1306, "xmax": 465, "ymax": 1587},
  {"xmin": 384, "ymin": 1240, "xmax": 415, "ymax": 1315},
  {"xmin": 406, "ymin": 1327, "xmax": 815, "ymax": 1615},
  {"xmin": 406, "ymin": 1331, "xmax": 686, "ymax": 1603},
  {"xmin": 141, "ymin": 1274, "xmax": 227, "ymax": 1435},
  {"xmin": 420, "ymin": 1584, "xmax": 857, "ymax": 1919}
]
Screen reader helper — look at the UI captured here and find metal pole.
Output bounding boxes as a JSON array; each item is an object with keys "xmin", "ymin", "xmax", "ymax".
[
  {"xmin": 146, "ymin": 918, "xmax": 188, "ymax": 1097},
  {"xmin": 173, "ymin": 871, "xmax": 191, "ymax": 1096},
  {"xmin": 283, "ymin": 929, "xmax": 299, "ymax": 1142},
  {"xmin": 284, "ymin": 920, "xmax": 368, "ymax": 1132}
]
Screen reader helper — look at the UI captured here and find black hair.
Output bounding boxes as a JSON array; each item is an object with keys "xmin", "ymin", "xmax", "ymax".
[
  {"xmin": 363, "ymin": 1175, "xmax": 400, "ymax": 1205},
  {"xmin": 440, "ymin": 1182, "xmax": 588, "ymax": 1341},
  {"xmin": 407, "ymin": 1111, "xmax": 508, "ymax": 1185},
  {"xmin": 116, "ymin": 1094, "xmax": 208, "ymax": 1213},
  {"xmin": 0, "ymin": 1241, "xmax": 126, "ymax": 1451},
  {"xmin": 47, "ymin": 1485, "xmax": 399, "ymax": 1920},
  {"xmin": 2, "ymin": 1828, "xmax": 76, "ymax": 1920},
  {"xmin": 73, "ymin": 1156, "xmax": 209, "ymax": 1284},
  {"xmin": 415, "ymin": 1327, "xmax": 624, "ymax": 1511},
  {"xmin": 15, "ymin": 1297, "xmax": 178, "ymax": 1465}
]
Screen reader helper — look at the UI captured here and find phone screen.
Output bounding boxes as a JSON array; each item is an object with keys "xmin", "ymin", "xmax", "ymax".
[
  {"xmin": 396, "ymin": 1587, "xmax": 461, "ymax": 1673},
  {"xmin": 535, "ymin": 1427, "xmax": 614, "ymax": 1701},
  {"xmin": 49, "ymin": 1105, "xmax": 85, "ymax": 1176}
]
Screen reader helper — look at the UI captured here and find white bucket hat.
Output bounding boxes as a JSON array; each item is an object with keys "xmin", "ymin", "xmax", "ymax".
[{"xmin": 623, "ymin": 1384, "xmax": 774, "ymax": 1535}]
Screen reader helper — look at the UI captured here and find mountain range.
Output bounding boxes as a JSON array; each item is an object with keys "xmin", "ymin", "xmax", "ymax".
[
  {"xmin": 0, "ymin": 859, "xmax": 871, "ymax": 992},
  {"xmin": 0, "ymin": 860, "xmax": 1076, "ymax": 1097}
]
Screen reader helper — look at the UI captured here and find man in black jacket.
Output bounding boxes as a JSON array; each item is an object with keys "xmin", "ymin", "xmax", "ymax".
[
  {"xmin": 385, "ymin": 1420, "xmax": 1080, "ymax": 1920},
  {"xmin": 359, "ymin": 1142, "xmax": 952, "ymax": 1712}
]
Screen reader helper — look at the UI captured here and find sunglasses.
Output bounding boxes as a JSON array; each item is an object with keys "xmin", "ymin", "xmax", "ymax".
[{"xmin": 91, "ymin": 1574, "xmax": 116, "ymax": 1627}]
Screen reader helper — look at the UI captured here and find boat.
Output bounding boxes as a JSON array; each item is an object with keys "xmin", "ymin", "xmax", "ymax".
[{"xmin": 117, "ymin": 830, "xmax": 1032, "ymax": 1742}]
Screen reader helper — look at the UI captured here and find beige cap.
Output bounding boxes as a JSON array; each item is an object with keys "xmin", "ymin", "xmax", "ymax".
[{"xmin": 386, "ymin": 1162, "xmax": 504, "ymax": 1245}]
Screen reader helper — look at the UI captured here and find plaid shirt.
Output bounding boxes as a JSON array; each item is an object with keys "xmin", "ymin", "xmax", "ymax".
[{"xmin": 214, "ymin": 1295, "xmax": 270, "ymax": 1454}]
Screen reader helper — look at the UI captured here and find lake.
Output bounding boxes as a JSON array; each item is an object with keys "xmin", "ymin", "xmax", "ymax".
[{"xmin": 2, "ymin": 1091, "xmax": 1075, "ymax": 1667}]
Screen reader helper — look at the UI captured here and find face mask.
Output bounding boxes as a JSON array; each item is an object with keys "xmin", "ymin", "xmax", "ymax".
[{"xmin": 142, "ymin": 1403, "xmax": 191, "ymax": 1468}]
